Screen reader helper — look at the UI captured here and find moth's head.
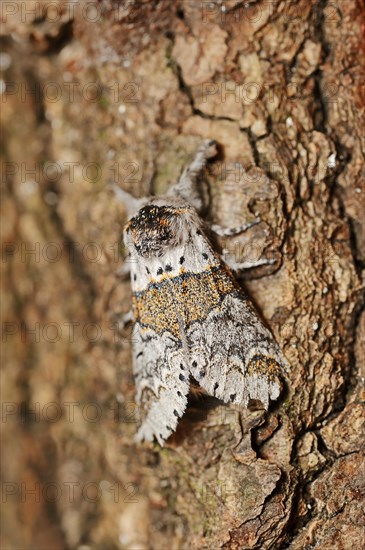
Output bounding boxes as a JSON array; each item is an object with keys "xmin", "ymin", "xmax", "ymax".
[{"xmin": 124, "ymin": 200, "xmax": 193, "ymax": 258}]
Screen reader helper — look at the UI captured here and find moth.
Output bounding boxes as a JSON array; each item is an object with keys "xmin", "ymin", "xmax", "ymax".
[{"xmin": 114, "ymin": 140, "xmax": 288, "ymax": 445}]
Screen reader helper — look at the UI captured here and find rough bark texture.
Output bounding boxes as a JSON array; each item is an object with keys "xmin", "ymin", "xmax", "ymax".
[{"xmin": 1, "ymin": 1, "xmax": 364, "ymax": 549}]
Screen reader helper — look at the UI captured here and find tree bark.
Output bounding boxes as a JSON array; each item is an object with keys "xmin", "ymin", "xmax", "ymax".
[{"xmin": 2, "ymin": 1, "xmax": 364, "ymax": 549}]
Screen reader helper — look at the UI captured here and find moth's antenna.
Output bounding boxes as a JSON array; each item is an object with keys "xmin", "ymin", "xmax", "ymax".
[
  {"xmin": 109, "ymin": 183, "xmax": 148, "ymax": 217},
  {"xmin": 167, "ymin": 139, "xmax": 217, "ymax": 210}
]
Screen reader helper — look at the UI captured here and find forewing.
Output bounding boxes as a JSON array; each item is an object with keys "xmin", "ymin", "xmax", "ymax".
[
  {"xmin": 128, "ymin": 228, "xmax": 215, "ymax": 444},
  {"xmin": 187, "ymin": 292, "xmax": 287, "ymax": 409},
  {"xmin": 132, "ymin": 323, "xmax": 190, "ymax": 445}
]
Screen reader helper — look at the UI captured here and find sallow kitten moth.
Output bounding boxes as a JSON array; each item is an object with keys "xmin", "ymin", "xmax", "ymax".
[{"xmin": 114, "ymin": 140, "xmax": 289, "ymax": 445}]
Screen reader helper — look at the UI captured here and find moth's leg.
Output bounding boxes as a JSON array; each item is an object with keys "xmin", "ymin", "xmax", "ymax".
[
  {"xmin": 115, "ymin": 261, "xmax": 131, "ymax": 279},
  {"xmin": 112, "ymin": 310, "xmax": 134, "ymax": 337},
  {"xmin": 167, "ymin": 139, "xmax": 217, "ymax": 209},
  {"xmin": 210, "ymin": 218, "xmax": 276, "ymax": 270},
  {"xmin": 221, "ymin": 251, "xmax": 276, "ymax": 271},
  {"xmin": 210, "ymin": 217, "xmax": 261, "ymax": 237},
  {"xmin": 121, "ymin": 310, "xmax": 133, "ymax": 327}
]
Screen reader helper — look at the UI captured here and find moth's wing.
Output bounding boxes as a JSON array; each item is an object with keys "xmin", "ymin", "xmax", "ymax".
[
  {"xmin": 187, "ymin": 289, "xmax": 288, "ymax": 409},
  {"xmin": 132, "ymin": 324, "xmax": 190, "ymax": 445},
  {"xmin": 167, "ymin": 226, "xmax": 288, "ymax": 409}
]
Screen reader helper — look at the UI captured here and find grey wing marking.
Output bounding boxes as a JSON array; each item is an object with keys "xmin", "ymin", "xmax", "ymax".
[
  {"xmin": 187, "ymin": 294, "xmax": 287, "ymax": 409},
  {"xmin": 132, "ymin": 324, "xmax": 189, "ymax": 445}
]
